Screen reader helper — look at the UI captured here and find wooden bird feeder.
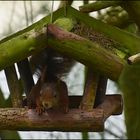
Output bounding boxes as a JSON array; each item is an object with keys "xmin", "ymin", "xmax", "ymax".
[{"xmin": 0, "ymin": 6, "xmax": 123, "ymax": 132}]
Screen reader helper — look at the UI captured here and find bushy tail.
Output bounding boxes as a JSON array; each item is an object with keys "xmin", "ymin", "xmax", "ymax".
[{"xmin": 30, "ymin": 48, "xmax": 75, "ymax": 82}]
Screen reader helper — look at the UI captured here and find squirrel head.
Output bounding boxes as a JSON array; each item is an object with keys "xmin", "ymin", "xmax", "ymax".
[{"xmin": 39, "ymin": 83, "xmax": 58, "ymax": 109}]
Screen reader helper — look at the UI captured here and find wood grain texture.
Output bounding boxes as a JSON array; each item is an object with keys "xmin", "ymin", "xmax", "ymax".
[{"xmin": 0, "ymin": 95, "xmax": 122, "ymax": 131}]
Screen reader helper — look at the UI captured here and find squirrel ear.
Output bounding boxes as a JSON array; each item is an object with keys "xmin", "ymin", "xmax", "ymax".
[{"xmin": 40, "ymin": 66, "xmax": 47, "ymax": 83}]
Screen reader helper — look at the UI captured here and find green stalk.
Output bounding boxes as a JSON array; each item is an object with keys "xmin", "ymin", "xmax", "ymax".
[
  {"xmin": 80, "ymin": 1, "xmax": 121, "ymax": 13},
  {"xmin": 66, "ymin": 6, "xmax": 140, "ymax": 55}
]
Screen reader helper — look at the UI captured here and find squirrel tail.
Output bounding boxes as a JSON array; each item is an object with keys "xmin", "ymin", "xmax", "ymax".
[{"xmin": 30, "ymin": 48, "xmax": 75, "ymax": 82}]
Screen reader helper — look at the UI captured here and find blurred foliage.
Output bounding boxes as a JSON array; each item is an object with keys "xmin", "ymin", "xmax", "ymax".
[
  {"xmin": 0, "ymin": 130, "xmax": 20, "ymax": 139},
  {"xmin": 97, "ymin": 6, "xmax": 131, "ymax": 28},
  {"xmin": 82, "ymin": 132, "xmax": 89, "ymax": 139}
]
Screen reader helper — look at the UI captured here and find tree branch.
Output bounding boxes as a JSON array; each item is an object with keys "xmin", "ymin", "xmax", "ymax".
[
  {"xmin": 0, "ymin": 6, "xmax": 139, "ymax": 79},
  {"xmin": 67, "ymin": 6, "xmax": 140, "ymax": 55},
  {"xmin": 79, "ymin": 1, "xmax": 121, "ymax": 13},
  {"xmin": 0, "ymin": 95, "xmax": 122, "ymax": 131},
  {"xmin": 0, "ymin": 6, "xmax": 139, "ymax": 73},
  {"xmin": 79, "ymin": 69, "xmax": 99, "ymax": 110},
  {"xmin": 0, "ymin": 21, "xmax": 125, "ymax": 81},
  {"xmin": 47, "ymin": 24, "xmax": 125, "ymax": 81},
  {"xmin": 4, "ymin": 66, "xmax": 22, "ymax": 107}
]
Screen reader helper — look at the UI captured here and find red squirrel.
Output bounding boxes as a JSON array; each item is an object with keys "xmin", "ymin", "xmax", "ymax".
[{"xmin": 28, "ymin": 48, "xmax": 75, "ymax": 115}]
